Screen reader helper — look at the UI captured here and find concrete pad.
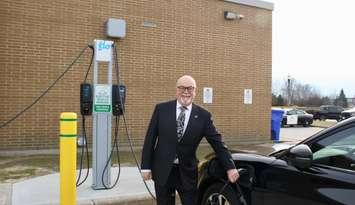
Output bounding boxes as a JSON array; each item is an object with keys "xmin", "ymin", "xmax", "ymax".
[
  {"xmin": 0, "ymin": 183, "xmax": 12, "ymax": 205},
  {"xmin": 12, "ymin": 167, "xmax": 156, "ymax": 205}
]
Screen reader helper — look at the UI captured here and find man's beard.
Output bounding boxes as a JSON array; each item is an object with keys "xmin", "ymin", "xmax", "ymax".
[{"xmin": 180, "ymin": 96, "xmax": 192, "ymax": 106}]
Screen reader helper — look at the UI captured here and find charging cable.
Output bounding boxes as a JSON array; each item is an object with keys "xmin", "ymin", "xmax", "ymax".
[
  {"xmin": 76, "ymin": 45, "xmax": 94, "ymax": 187},
  {"xmin": 209, "ymin": 168, "xmax": 247, "ymax": 205},
  {"xmin": 0, "ymin": 45, "xmax": 90, "ymax": 129},
  {"xmin": 111, "ymin": 42, "xmax": 156, "ymax": 199},
  {"xmin": 76, "ymin": 115, "xmax": 90, "ymax": 187},
  {"xmin": 121, "ymin": 111, "xmax": 156, "ymax": 199},
  {"xmin": 101, "ymin": 116, "xmax": 121, "ymax": 189}
]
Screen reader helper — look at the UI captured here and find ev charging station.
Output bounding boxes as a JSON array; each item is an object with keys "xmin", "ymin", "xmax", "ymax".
[
  {"xmin": 92, "ymin": 39, "xmax": 114, "ymax": 189},
  {"xmin": 78, "ymin": 19, "xmax": 127, "ymax": 190}
]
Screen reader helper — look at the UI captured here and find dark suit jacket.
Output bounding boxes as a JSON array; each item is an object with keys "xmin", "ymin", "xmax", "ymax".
[{"xmin": 141, "ymin": 100, "xmax": 235, "ymax": 190}]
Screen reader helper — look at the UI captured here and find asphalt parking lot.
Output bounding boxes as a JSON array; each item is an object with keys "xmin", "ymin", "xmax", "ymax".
[{"xmin": 279, "ymin": 126, "xmax": 324, "ymax": 144}]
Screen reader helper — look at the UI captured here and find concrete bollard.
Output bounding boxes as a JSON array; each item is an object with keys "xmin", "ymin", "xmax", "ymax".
[{"xmin": 60, "ymin": 112, "xmax": 77, "ymax": 205}]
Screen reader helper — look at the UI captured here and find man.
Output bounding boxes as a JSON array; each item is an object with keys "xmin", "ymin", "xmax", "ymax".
[{"xmin": 141, "ymin": 75, "xmax": 239, "ymax": 205}]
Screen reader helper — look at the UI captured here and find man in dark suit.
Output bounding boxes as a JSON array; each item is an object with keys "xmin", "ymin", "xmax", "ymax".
[{"xmin": 141, "ymin": 75, "xmax": 239, "ymax": 205}]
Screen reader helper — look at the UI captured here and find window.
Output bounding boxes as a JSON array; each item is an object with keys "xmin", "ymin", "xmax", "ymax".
[
  {"xmin": 296, "ymin": 110, "xmax": 306, "ymax": 115},
  {"xmin": 287, "ymin": 110, "xmax": 297, "ymax": 115},
  {"xmin": 311, "ymin": 126, "xmax": 355, "ymax": 171}
]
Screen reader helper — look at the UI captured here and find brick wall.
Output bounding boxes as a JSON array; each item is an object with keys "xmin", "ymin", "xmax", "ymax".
[{"xmin": 0, "ymin": 0, "xmax": 272, "ymax": 150}]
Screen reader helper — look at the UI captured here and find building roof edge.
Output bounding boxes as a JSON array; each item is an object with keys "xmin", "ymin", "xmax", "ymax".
[{"xmin": 224, "ymin": 0, "xmax": 274, "ymax": 11}]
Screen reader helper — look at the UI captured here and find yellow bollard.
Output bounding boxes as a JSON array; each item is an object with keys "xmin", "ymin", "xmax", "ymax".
[{"xmin": 60, "ymin": 112, "xmax": 77, "ymax": 205}]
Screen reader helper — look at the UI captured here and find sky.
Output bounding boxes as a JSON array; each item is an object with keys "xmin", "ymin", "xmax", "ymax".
[{"xmin": 268, "ymin": 0, "xmax": 355, "ymax": 98}]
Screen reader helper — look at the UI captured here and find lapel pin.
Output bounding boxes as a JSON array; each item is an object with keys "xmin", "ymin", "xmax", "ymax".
[{"xmin": 194, "ymin": 115, "xmax": 198, "ymax": 119}]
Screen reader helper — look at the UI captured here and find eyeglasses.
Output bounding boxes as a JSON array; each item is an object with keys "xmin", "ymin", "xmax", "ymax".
[{"xmin": 177, "ymin": 86, "xmax": 195, "ymax": 92}]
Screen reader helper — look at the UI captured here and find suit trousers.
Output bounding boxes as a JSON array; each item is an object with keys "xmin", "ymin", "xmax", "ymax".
[{"xmin": 154, "ymin": 164, "xmax": 197, "ymax": 205}]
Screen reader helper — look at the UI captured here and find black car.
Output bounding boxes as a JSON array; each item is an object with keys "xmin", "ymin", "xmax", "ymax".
[
  {"xmin": 198, "ymin": 117, "xmax": 355, "ymax": 205},
  {"xmin": 307, "ymin": 105, "xmax": 344, "ymax": 121},
  {"xmin": 281, "ymin": 108, "xmax": 313, "ymax": 127}
]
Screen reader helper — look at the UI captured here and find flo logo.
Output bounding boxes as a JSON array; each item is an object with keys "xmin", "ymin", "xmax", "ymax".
[
  {"xmin": 98, "ymin": 41, "xmax": 111, "ymax": 51},
  {"xmin": 95, "ymin": 40, "xmax": 113, "ymax": 62}
]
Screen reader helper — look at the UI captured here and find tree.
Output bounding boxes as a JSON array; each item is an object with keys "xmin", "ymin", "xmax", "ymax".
[
  {"xmin": 274, "ymin": 76, "xmax": 344, "ymax": 107},
  {"xmin": 321, "ymin": 96, "xmax": 331, "ymax": 105},
  {"xmin": 334, "ymin": 89, "xmax": 348, "ymax": 108},
  {"xmin": 272, "ymin": 93, "xmax": 278, "ymax": 106},
  {"xmin": 276, "ymin": 94, "xmax": 285, "ymax": 106},
  {"xmin": 293, "ymin": 83, "xmax": 313, "ymax": 106},
  {"xmin": 279, "ymin": 76, "xmax": 323, "ymax": 107},
  {"xmin": 272, "ymin": 94, "xmax": 285, "ymax": 106},
  {"xmin": 307, "ymin": 94, "xmax": 323, "ymax": 107}
]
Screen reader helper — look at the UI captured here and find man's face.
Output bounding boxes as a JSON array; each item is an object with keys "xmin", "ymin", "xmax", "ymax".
[{"xmin": 176, "ymin": 76, "xmax": 196, "ymax": 106}]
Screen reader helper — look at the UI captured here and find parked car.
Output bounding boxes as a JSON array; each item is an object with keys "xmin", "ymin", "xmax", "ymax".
[
  {"xmin": 281, "ymin": 108, "xmax": 313, "ymax": 127},
  {"xmin": 341, "ymin": 107, "xmax": 355, "ymax": 120},
  {"xmin": 307, "ymin": 105, "xmax": 344, "ymax": 121},
  {"xmin": 197, "ymin": 117, "xmax": 355, "ymax": 205}
]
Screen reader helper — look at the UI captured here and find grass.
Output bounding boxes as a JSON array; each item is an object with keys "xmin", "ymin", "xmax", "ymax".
[
  {"xmin": 312, "ymin": 119, "xmax": 337, "ymax": 128},
  {"xmin": 0, "ymin": 155, "xmax": 58, "ymax": 183},
  {"xmin": 0, "ymin": 143, "xmax": 271, "ymax": 184},
  {"xmin": 0, "ymin": 147, "xmax": 210, "ymax": 183}
]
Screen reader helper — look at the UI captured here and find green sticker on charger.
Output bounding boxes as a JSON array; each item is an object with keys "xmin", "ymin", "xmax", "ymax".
[
  {"xmin": 94, "ymin": 105, "xmax": 111, "ymax": 112},
  {"xmin": 94, "ymin": 84, "xmax": 112, "ymax": 113}
]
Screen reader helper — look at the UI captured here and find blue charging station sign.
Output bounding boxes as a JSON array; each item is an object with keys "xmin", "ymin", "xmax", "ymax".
[{"xmin": 94, "ymin": 84, "xmax": 111, "ymax": 113}]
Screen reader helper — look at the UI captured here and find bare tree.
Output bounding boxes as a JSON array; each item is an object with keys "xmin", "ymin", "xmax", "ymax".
[
  {"xmin": 294, "ymin": 84, "xmax": 312, "ymax": 106},
  {"xmin": 294, "ymin": 84, "xmax": 322, "ymax": 106},
  {"xmin": 279, "ymin": 76, "xmax": 323, "ymax": 107}
]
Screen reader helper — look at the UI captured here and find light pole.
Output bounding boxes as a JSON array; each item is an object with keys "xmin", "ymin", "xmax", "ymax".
[{"xmin": 287, "ymin": 75, "xmax": 291, "ymax": 106}]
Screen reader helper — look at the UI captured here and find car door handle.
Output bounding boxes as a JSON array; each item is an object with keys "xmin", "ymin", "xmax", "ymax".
[{"xmin": 350, "ymin": 163, "xmax": 355, "ymax": 169}]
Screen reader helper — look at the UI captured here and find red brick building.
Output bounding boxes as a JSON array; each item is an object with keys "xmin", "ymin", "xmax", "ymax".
[{"xmin": 0, "ymin": 0, "xmax": 273, "ymax": 152}]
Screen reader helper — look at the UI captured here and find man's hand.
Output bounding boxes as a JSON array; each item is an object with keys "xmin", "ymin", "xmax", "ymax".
[
  {"xmin": 141, "ymin": 171, "xmax": 152, "ymax": 181},
  {"xmin": 227, "ymin": 168, "xmax": 239, "ymax": 183}
]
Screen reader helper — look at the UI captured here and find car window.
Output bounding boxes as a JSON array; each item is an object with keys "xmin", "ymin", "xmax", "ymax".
[
  {"xmin": 310, "ymin": 126, "xmax": 355, "ymax": 171},
  {"xmin": 287, "ymin": 110, "xmax": 297, "ymax": 115},
  {"xmin": 296, "ymin": 110, "xmax": 305, "ymax": 115}
]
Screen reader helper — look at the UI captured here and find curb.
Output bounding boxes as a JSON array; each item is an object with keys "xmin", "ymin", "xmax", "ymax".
[{"xmin": 71, "ymin": 195, "xmax": 155, "ymax": 205}]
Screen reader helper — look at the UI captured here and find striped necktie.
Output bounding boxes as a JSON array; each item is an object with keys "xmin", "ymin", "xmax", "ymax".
[{"xmin": 176, "ymin": 106, "xmax": 187, "ymax": 142}]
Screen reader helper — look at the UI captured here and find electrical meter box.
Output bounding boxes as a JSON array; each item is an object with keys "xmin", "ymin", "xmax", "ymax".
[{"xmin": 105, "ymin": 18, "xmax": 126, "ymax": 38}]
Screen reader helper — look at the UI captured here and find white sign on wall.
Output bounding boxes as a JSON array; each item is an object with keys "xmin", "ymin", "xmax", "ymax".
[
  {"xmin": 203, "ymin": 87, "xmax": 213, "ymax": 104},
  {"xmin": 244, "ymin": 89, "xmax": 252, "ymax": 104}
]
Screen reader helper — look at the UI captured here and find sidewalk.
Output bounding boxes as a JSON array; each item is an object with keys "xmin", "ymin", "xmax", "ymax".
[
  {"xmin": 11, "ymin": 167, "xmax": 156, "ymax": 205},
  {"xmin": 1, "ymin": 127, "xmax": 324, "ymax": 205}
]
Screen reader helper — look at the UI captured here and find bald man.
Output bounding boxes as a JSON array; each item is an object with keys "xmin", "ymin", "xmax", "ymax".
[{"xmin": 141, "ymin": 75, "xmax": 239, "ymax": 205}]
